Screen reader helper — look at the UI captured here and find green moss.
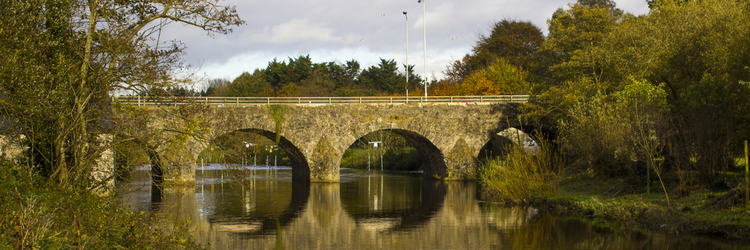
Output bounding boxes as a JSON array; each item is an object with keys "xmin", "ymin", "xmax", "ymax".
[
  {"xmin": 445, "ymin": 139, "xmax": 478, "ymax": 180},
  {"xmin": 390, "ymin": 114, "xmax": 406, "ymax": 120},
  {"xmin": 268, "ymin": 105, "xmax": 286, "ymax": 144},
  {"xmin": 310, "ymin": 136, "xmax": 339, "ymax": 182}
]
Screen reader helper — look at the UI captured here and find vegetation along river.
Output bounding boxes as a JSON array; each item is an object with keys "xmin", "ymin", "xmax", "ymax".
[{"xmin": 118, "ymin": 165, "xmax": 749, "ymax": 249}]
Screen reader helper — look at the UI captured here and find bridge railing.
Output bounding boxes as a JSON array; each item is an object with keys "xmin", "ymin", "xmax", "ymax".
[{"xmin": 114, "ymin": 95, "xmax": 530, "ymax": 107}]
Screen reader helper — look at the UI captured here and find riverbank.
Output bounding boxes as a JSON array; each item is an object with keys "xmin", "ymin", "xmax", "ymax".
[
  {"xmin": 0, "ymin": 161, "xmax": 205, "ymax": 249},
  {"xmin": 534, "ymin": 174, "xmax": 750, "ymax": 240}
]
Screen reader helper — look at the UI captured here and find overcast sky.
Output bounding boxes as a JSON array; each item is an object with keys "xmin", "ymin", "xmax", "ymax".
[{"xmin": 162, "ymin": 0, "xmax": 650, "ymax": 86}]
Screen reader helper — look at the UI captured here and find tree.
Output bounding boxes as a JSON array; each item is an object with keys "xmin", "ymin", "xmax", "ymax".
[
  {"xmin": 544, "ymin": 3, "xmax": 619, "ymax": 85},
  {"xmin": 474, "ymin": 20, "xmax": 544, "ymax": 70},
  {"xmin": 521, "ymin": 2, "xmax": 622, "ymax": 128},
  {"xmin": 615, "ymin": 80, "xmax": 671, "ymax": 203},
  {"xmin": 326, "ymin": 60, "xmax": 361, "ymax": 89},
  {"xmin": 264, "ymin": 55, "xmax": 315, "ymax": 90},
  {"xmin": 578, "ymin": 0, "xmax": 624, "ymax": 17},
  {"xmin": 430, "ymin": 81, "xmax": 459, "ymax": 96},
  {"xmin": 296, "ymin": 66, "xmax": 337, "ymax": 97},
  {"xmin": 445, "ymin": 19, "xmax": 544, "ymax": 84},
  {"xmin": 227, "ymin": 70, "xmax": 274, "ymax": 97},
  {"xmin": 647, "ymin": 0, "xmax": 691, "ymax": 10},
  {"xmin": 458, "ymin": 59, "xmax": 531, "ymax": 95},
  {"xmin": 0, "ymin": 0, "xmax": 244, "ymax": 187},
  {"xmin": 403, "ymin": 64, "xmax": 423, "ymax": 93},
  {"xmin": 595, "ymin": 0, "xmax": 750, "ymax": 184},
  {"xmin": 358, "ymin": 58, "xmax": 404, "ymax": 94},
  {"xmin": 546, "ymin": 0, "xmax": 750, "ymax": 188},
  {"xmin": 204, "ymin": 78, "xmax": 231, "ymax": 96}
]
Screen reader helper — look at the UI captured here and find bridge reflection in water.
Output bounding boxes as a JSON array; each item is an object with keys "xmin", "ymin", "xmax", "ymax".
[{"xmin": 118, "ymin": 167, "xmax": 747, "ymax": 250}]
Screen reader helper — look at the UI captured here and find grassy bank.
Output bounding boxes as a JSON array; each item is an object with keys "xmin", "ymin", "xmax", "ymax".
[
  {"xmin": 479, "ymin": 141, "xmax": 750, "ymax": 240},
  {"xmin": 537, "ymin": 173, "xmax": 750, "ymax": 240},
  {"xmin": 485, "ymin": 170, "xmax": 750, "ymax": 240},
  {"xmin": 0, "ymin": 161, "xmax": 204, "ymax": 249}
]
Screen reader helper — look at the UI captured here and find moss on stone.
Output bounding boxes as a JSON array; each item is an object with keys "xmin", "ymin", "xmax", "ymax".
[
  {"xmin": 310, "ymin": 136, "xmax": 339, "ymax": 182},
  {"xmin": 268, "ymin": 105, "xmax": 286, "ymax": 143},
  {"xmin": 445, "ymin": 138, "xmax": 478, "ymax": 180}
]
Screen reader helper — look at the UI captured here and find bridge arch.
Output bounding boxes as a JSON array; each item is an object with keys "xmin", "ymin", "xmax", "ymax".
[
  {"xmin": 202, "ymin": 128, "xmax": 312, "ymax": 182},
  {"xmin": 239, "ymin": 128, "xmax": 311, "ymax": 181},
  {"xmin": 480, "ymin": 125, "xmax": 557, "ymax": 160},
  {"xmin": 507, "ymin": 125, "xmax": 557, "ymax": 144},
  {"xmin": 345, "ymin": 129, "xmax": 447, "ymax": 179}
]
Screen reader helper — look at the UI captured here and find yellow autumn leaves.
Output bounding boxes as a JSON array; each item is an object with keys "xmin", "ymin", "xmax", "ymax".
[{"xmin": 457, "ymin": 59, "xmax": 531, "ymax": 95}]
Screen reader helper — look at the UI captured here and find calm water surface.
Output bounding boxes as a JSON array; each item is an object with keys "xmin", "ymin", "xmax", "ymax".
[{"xmin": 118, "ymin": 164, "xmax": 749, "ymax": 249}]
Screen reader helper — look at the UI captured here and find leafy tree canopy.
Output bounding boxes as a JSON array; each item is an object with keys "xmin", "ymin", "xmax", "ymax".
[{"xmin": 445, "ymin": 19, "xmax": 544, "ymax": 84}]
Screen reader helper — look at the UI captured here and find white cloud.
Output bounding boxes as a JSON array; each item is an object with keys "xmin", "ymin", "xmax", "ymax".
[
  {"xmin": 162, "ymin": 0, "xmax": 651, "ymax": 85},
  {"xmin": 251, "ymin": 18, "xmax": 337, "ymax": 44}
]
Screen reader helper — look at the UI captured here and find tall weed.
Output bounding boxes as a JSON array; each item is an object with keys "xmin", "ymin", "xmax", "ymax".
[{"xmin": 479, "ymin": 140, "xmax": 565, "ymax": 204}]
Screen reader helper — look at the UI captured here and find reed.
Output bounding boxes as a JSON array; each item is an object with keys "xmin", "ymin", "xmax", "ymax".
[{"xmin": 479, "ymin": 140, "xmax": 564, "ymax": 204}]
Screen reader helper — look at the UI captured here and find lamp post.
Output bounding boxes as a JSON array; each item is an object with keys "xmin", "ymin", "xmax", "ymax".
[
  {"xmin": 243, "ymin": 141, "xmax": 251, "ymax": 167},
  {"xmin": 403, "ymin": 11, "xmax": 409, "ymax": 101},
  {"xmin": 369, "ymin": 141, "xmax": 383, "ymax": 171},
  {"xmin": 418, "ymin": 0, "xmax": 427, "ymax": 97}
]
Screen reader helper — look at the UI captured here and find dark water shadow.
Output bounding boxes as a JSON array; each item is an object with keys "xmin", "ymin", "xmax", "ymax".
[
  {"xmin": 206, "ymin": 181, "xmax": 310, "ymax": 238},
  {"xmin": 340, "ymin": 175, "xmax": 447, "ymax": 232}
]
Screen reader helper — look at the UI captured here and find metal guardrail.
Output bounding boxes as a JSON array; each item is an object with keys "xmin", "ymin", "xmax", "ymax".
[{"xmin": 115, "ymin": 95, "xmax": 529, "ymax": 107}]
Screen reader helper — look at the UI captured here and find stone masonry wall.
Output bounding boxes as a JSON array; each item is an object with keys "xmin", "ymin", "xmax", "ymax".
[{"xmin": 154, "ymin": 102, "xmax": 508, "ymax": 183}]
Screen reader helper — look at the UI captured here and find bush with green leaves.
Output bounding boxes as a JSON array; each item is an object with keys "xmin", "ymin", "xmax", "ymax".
[
  {"xmin": 0, "ymin": 161, "xmax": 205, "ymax": 250},
  {"xmin": 558, "ymin": 79, "xmax": 670, "ymax": 177}
]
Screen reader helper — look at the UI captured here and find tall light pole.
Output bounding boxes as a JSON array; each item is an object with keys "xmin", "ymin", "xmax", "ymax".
[
  {"xmin": 403, "ymin": 11, "xmax": 409, "ymax": 100},
  {"xmin": 418, "ymin": 0, "xmax": 427, "ymax": 97}
]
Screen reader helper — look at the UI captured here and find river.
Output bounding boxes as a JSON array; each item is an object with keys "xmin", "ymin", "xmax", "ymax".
[{"xmin": 118, "ymin": 164, "xmax": 749, "ymax": 249}]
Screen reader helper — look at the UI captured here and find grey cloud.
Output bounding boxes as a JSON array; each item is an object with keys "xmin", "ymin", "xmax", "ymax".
[{"xmin": 160, "ymin": 0, "xmax": 649, "ymax": 81}]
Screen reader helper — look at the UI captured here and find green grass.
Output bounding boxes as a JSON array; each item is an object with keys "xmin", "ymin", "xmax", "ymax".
[{"xmin": 544, "ymin": 173, "xmax": 750, "ymax": 239}]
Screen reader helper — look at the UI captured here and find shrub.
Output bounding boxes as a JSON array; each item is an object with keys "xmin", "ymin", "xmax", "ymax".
[
  {"xmin": 558, "ymin": 93, "xmax": 633, "ymax": 176},
  {"xmin": 558, "ymin": 79, "xmax": 671, "ymax": 179},
  {"xmin": 558, "ymin": 79, "xmax": 674, "ymax": 202},
  {"xmin": 0, "ymin": 160, "xmax": 205, "ymax": 249}
]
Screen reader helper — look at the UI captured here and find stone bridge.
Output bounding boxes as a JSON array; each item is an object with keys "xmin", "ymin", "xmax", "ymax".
[{"xmin": 128, "ymin": 96, "xmax": 532, "ymax": 184}]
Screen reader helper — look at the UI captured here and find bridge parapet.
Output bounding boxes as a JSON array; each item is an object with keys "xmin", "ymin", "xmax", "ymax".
[{"xmin": 116, "ymin": 95, "xmax": 528, "ymax": 107}]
